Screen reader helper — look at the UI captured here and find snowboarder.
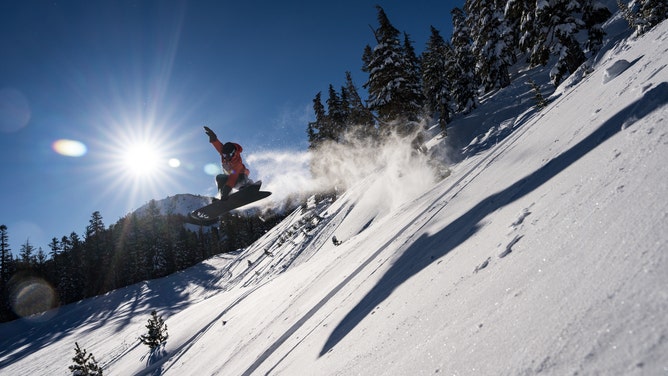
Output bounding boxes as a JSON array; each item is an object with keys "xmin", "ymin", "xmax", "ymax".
[{"xmin": 203, "ymin": 126, "xmax": 253, "ymax": 201}]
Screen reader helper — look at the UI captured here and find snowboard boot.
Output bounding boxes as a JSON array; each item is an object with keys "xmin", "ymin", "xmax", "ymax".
[
  {"xmin": 212, "ymin": 185, "xmax": 232, "ymax": 202},
  {"xmin": 219, "ymin": 185, "xmax": 232, "ymax": 201},
  {"xmin": 238, "ymin": 174, "xmax": 254, "ymax": 190}
]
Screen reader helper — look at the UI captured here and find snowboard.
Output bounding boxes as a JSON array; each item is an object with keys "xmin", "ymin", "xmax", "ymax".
[{"xmin": 189, "ymin": 181, "xmax": 271, "ymax": 224}]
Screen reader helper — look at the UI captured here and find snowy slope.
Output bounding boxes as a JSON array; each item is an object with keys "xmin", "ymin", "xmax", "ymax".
[{"xmin": 1, "ymin": 19, "xmax": 667, "ymax": 376}]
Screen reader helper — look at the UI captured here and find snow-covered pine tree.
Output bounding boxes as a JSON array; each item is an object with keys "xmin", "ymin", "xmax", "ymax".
[
  {"xmin": 504, "ymin": 0, "xmax": 532, "ymax": 58},
  {"xmin": 531, "ymin": 0, "xmax": 586, "ymax": 85},
  {"xmin": 421, "ymin": 26, "xmax": 453, "ymax": 134},
  {"xmin": 640, "ymin": 0, "xmax": 668, "ymax": 32},
  {"xmin": 450, "ymin": 7, "xmax": 479, "ymax": 114},
  {"xmin": 582, "ymin": 0, "xmax": 612, "ymax": 52},
  {"xmin": 139, "ymin": 310, "xmax": 169, "ymax": 350},
  {"xmin": 363, "ymin": 6, "xmax": 420, "ymax": 127},
  {"xmin": 505, "ymin": 0, "xmax": 538, "ymax": 59},
  {"xmin": 401, "ymin": 32, "xmax": 425, "ymax": 125},
  {"xmin": 342, "ymin": 71, "xmax": 375, "ymax": 138},
  {"xmin": 69, "ymin": 342, "xmax": 103, "ymax": 376},
  {"xmin": 496, "ymin": 0, "xmax": 519, "ymax": 66},
  {"xmin": 619, "ymin": 0, "xmax": 668, "ymax": 34},
  {"xmin": 527, "ymin": 78, "xmax": 548, "ymax": 109},
  {"xmin": 465, "ymin": 0, "xmax": 512, "ymax": 92}
]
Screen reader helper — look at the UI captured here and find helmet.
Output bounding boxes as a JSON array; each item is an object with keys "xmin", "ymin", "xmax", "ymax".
[{"xmin": 222, "ymin": 142, "xmax": 236, "ymax": 158}]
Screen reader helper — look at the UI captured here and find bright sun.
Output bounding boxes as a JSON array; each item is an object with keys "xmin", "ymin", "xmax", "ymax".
[
  {"xmin": 92, "ymin": 123, "xmax": 189, "ymax": 213},
  {"xmin": 122, "ymin": 143, "xmax": 161, "ymax": 176},
  {"xmin": 84, "ymin": 75, "xmax": 194, "ymax": 214}
]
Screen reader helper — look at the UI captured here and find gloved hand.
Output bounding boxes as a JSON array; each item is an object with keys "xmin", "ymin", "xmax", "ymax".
[{"xmin": 203, "ymin": 126, "xmax": 217, "ymax": 142}]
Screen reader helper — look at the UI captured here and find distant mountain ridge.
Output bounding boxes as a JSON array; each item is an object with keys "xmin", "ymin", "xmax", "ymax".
[{"xmin": 133, "ymin": 193, "xmax": 212, "ymax": 218}]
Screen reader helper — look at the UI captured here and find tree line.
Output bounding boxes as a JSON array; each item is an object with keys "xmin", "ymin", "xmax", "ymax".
[
  {"xmin": 307, "ymin": 1, "xmax": 666, "ymax": 146},
  {"xmin": 0, "ymin": 202, "xmax": 288, "ymax": 323}
]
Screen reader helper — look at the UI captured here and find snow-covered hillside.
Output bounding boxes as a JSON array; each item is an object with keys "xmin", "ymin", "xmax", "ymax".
[
  {"xmin": 133, "ymin": 194, "xmax": 212, "ymax": 218},
  {"xmin": 1, "ymin": 18, "xmax": 667, "ymax": 376}
]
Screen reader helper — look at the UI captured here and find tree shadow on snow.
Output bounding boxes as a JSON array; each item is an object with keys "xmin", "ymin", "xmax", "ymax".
[
  {"xmin": 0, "ymin": 258, "xmax": 225, "ymax": 369},
  {"xmin": 320, "ymin": 81, "xmax": 668, "ymax": 355},
  {"xmin": 442, "ymin": 67, "xmax": 553, "ymax": 163}
]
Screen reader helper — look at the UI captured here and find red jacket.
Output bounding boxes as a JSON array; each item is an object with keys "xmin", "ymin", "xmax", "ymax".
[{"xmin": 211, "ymin": 140, "xmax": 250, "ymax": 188}]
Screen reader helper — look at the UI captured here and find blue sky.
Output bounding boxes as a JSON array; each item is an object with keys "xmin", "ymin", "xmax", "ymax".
[{"xmin": 0, "ymin": 0, "xmax": 461, "ymax": 253}]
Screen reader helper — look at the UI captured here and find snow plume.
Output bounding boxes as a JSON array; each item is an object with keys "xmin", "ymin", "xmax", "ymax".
[
  {"xmin": 245, "ymin": 150, "xmax": 313, "ymax": 208},
  {"xmin": 247, "ymin": 127, "xmax": 443, "ymax": 213},
  {"xmin": 309, "ymin": 127, "xmax": 441, "ymax": 211}
]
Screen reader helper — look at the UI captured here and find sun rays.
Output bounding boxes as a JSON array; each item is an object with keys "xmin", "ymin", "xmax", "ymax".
[{"xmin": 86, "ymin": 103, "xmax": 196, "ymax": 216}]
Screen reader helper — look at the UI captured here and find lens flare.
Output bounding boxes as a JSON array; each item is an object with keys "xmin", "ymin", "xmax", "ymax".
[
  {"xmin": 52, "ymin": 139, "xmax": 88, "ymax": 157},
  {"xmin": 204, "ymin": 163, "xmax": 220, "ymax": 175},
  {"xmin": 0, "ymin": 87, "xmax": 31, "ymax": 133},
  {"xmin": 168, "ymin": 158, "xmax": 181, "ymax": 168},
  {"xmin": 9, "ymin": 276, "xmax": 59, "ymax": 321}
]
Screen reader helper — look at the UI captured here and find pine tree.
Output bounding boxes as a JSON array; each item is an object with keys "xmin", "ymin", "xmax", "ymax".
[
  {"xmin": 529, "ymin": 0, "xmax": 587, "ymax": 85},
  {"xmin": 619, "ymin": 0, "xmax": 668, "ymax": 34},
  {"xmin": 505, "ymin": 0, "xmax": 538, "ymax": 57},
  {"xmin": 173, "ymin": 227, "xmax": 193, "ymax": 270},
  {"xmin": 19, "ymin": 239, "xmax": 36, "ymax": 268},
  {"xmin": 640, "ymin": 0, "xmax": 668, "ymax": 32},
  {"xmin": 342, "ymin": 71, "xmax": 375, "ymax": 137},
  {"xmin": 505, "ymin": 0, "xmax": 533, "ymax": 57},
  {"xmin": 309, "ymin": 72, "xmax": 376, "ymax": 149},
  {"xmin": 125, "ymin": 214, "xmax": 144, "ymax": 284},
  {"xmin": 401, "ymin": 32, "xmax": 425, "ymax": 124},
  {"xmin": 582, "ymin": 0, "xmax": 612, "ymax": 52},
  {"xmin": 450, "ymin": 7, "xmax": 479, "ymax": 114},
  {"xmin": 527, "ymin": 78, "xmax": 548, "ymax": 109},
  {"xmin": 35, "ymin": 247, "xmax": 47, "ymax": 272},
  {"xmin": 84, "ymin": 211, "xmax": 108, "ymax": 296},
  {"xmin": 422, "ymin": 26, "xmax": 453, "ymax": 133},
  {"xmin": 363, "ymin": 6, "xmax": 420, "ymax": 125},
  {"xmin": 48, "ymin": 237, "xmax": 60, "ymax": 261},
  {"xmin": 0, "ymin": 225, "xmax": 11, "ymax": 285},
  {"xmin": 465, "ymin": 0, "xmax": 512, "ymax": 92},
  {"xmin": 57, "ymin": 235, "xmax": 74, "ymax": 304},
  {"xmin": 0, "ymin": 224, "xmax": 15, "ymax": 321},
  {"xmin": 496, "ymin": 0, "xmax": 520, "ymax": 66},
  {"xmin": 69, "ymin": 342, "xmax": 103, "ymax": 376},
  {"xmin": 66, "ymin": 232, "xmax": 85, "ymax": 302},
  {"xmin": 326, "ymin": 84, "xmax": 346, "ymax": 139},
  {"xmin": 139, "ymin": 310, "xmax": 169, "ymax": 350},
  {"xmin": 307, "ymin": 92, "xmax": 329, "ymax": 149}
]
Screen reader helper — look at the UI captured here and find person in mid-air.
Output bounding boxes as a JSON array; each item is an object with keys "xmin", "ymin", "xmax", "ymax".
[{"xmin": 203, "ymin": 126, "xmax": 253, "ymax": 201}]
